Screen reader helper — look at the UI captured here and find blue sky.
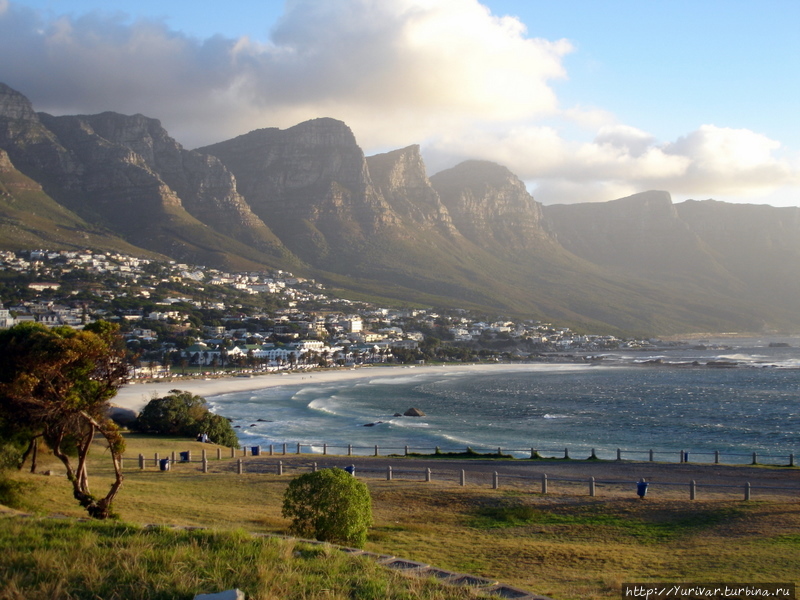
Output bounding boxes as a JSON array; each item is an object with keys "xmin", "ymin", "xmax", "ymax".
[{"xmin": 2, "ymin": 0, "xmax": 798, "ymax": 206}]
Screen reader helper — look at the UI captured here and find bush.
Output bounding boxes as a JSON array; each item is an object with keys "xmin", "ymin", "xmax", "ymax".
[
  {"xmin": 133, "ymin": 390, "xmax": 239, "ymax": 448},
  {"xmin": 282, "ymin": 468, "xmax": 373, "ymax": 548}
]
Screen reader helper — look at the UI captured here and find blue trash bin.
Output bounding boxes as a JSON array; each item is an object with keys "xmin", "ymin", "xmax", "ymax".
[
  {"xmin": 636, "ymin": 479, "xmax": 648, "ymax": 498},
  {"xmin": 179, "ymin": 451, "xmax": 189, "ymax": 462},
  {"xmin": 159, "ymin": 458, "xmax": 170, "ymax": 471},
  {"xmin": 343, "ymin": 465, "xmax": 355, "ymax": 476},
  {"xmin": 251, "ymin": 446, "xmax": 261, "ymax": 456}
]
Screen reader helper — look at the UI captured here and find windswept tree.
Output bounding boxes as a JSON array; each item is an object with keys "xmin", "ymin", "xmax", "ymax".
[{"xmin": 0, "ymin": 321, "xmax": 129, "ymax": 519}]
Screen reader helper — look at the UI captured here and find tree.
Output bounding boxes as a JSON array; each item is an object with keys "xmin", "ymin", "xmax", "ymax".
[
  {"xmin": 282, "ymin": 468, "xmax": 373, "ymax": 548},
  {"xmin": 134, "ymin": 389, "xmax": 239, "ymax": 448},
  {"xmin": 0, "ymin": 321, "xmax": 129, "ymax": 519}
]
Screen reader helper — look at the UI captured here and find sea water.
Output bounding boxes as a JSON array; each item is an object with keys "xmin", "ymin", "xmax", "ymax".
[{"xmin": 207, "ymin": 339, "xmax": 800, "ymax": 462}]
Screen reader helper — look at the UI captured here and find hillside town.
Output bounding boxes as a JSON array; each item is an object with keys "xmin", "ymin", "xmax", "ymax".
[{"xmin": 0, "ymin": 249, "xmax": 662, "ymax": 377}]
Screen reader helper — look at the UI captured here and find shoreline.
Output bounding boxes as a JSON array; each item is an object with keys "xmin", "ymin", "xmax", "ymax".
[{"xmin": 112, "ymin": 363, "xmax": 572, "ymax": 413}]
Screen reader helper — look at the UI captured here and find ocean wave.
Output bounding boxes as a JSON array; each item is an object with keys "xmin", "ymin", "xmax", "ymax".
[
  {"xmin": 718, "ymin": 353, "xmax": 767, "ymax": 362},
  {"xmin": 307, "ymin": 398, "xmax": 339, "ymax": 414}
]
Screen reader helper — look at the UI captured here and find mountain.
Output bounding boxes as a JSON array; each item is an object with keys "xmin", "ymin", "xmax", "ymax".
[
  {"xmin": 3, "ymin": 81, "xmax": 800, "ymax": 335},
  {"xmin": 0, "ymin": 83, "xmax": 297, "ymax": 271}
]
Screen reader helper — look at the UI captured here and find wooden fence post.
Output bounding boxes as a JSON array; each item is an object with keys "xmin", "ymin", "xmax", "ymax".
[
  {"xmin": 425, "ymin": 467, "xmax": 431, "ymax": 482},
  {"xmin": 237, "ymin": 459, "xmax": 243, "ymax": 474},
  {"xmin": 589, "ymin": 477, "xmax": 596, "ymax": 497},
  {"xmin": 312, "ymin": 462, "xmax": 317, "ymax": 472},
  {"xmin": 790, "ymin": 453, "xmax": 795, "ymax": 467},
  {"xmin": 323, "ymin": 443, "xmax": 327, "ymax": 456},
  {"xmin": 690, "ymin": 479, "xmax": 697, "ymax": 500},
  {"xmin": 278, "ymin": 461, "xmax": 283, "ymax": 476},
  {"xmin": 282, "ymin": 443, "xmax": 287, "ymax": 455},
  {"xmin": 154, "ymin": 453, "xmax": 159, "ymax": 468},
  {"xmin": 460, "ymin": 469, "xmax": 466, "ymax": 486},
  {"xmin": 744, "ymin": 482, "xmax": 751, "ymax": 501},
  {"xmin": 492, "ymin": 472, "xmax": 499, "ymax": 490},
  {"xmin": 269, "ymin": 444, "xmax": 273, "ymax": 456},
  {"xmin": 172, "ymin": 451, "xmax": 177, "ymax": 463},
  {"xmin": 714, "ymin": 450, "xmax": 720, "ymax": 464},
  {"xmin": 752, "ymin": 452, "xmax": 758, "ymax": 465},
  {"xmin": 202, "ymin": 449, "xmax": 207, "ymax": 462},
  {"xmin": 202, "ymin": 458, "xmax": 208, "ymax": 473},
  {"xmin": 387, "ymin": 466, "xmax": 392, "ymax": 481},
  {"xmin": 216, "ymin": 448, "xmax": 222, "ymax": 460},
  {"xmin": 542, "ymin": 474, "xmax": 548, "ymax": 494},
  {"xmin": 348, "ymin": 444, "xmax": 352, "ymax": 456},
  {"xmin": 564, "ymin": 447, "xmax": 570, "ymax": 459},
  {"xmin": 405, "ymin": 445, "xmax": 409, "ymax": 456},
  {"xmin": 139, "ymin": 454, "xmax": 145, "ymax": 470},
  {"xmin": 617, "ymin": 448, "xmax": 622, "ymax": 461},
  {"xmin": 649, "ymin": 449, "xmax": 654, "ymax": 462},
  {"xmin": 296, "ymin": 443, "xmax": 301, "ymax": 455},
  {"xmin": 230, "ymin": 447, "xmax": 235, "ymax": 458},
  {"xmin": 374, "ymin": 445, "xmax": 379, "ymax": 457}
]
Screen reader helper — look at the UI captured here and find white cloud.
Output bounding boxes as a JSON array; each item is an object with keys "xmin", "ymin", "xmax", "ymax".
[{"xmin": 0, "ymin": 0, "xmax": 571, "ymax": 149}]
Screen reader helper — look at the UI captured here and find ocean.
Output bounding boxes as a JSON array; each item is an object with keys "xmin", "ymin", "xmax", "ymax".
[{"xmin": 207, "ymin": 338, "xmax": 800, "ymax": 463}]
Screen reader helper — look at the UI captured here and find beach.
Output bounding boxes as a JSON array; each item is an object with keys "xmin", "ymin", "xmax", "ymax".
[{"xmin": 112, "ymin": 363, "xmax": 541, "ymax": 413}]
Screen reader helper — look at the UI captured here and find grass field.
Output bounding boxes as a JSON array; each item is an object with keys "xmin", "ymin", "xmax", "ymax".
[{"xmin": 2, "ymin": 434, "xmax": 799, "ymax": 600}]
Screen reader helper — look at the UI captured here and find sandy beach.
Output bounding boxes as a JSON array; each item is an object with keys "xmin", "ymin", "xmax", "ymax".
[{"xmin": 112, "ymin": 363, "xmax": 552, "ymax": 413}]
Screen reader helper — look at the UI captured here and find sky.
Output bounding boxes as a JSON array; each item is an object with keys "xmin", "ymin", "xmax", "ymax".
[{"xmin": 1, "ymin": 0, "xmax": 798, "ymax": 207}]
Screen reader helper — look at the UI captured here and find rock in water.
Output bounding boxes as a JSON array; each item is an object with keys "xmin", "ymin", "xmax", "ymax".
[{"xmin": 403, "ymin": 407, "xmax": 425, "ymax": 417}]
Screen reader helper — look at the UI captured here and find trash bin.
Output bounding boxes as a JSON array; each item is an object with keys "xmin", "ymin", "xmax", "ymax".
[
  {"xmin": 636, "ymin": 479, "xmax": 648, "ymax": 498},
  {"xmin": 343, "ymin": 465, "xmax": 355, "ymax": 476},
  {"xmin": 159, "ymin": 458, "xmax": 170, "ymax": 471},
  {"xmin": 179, "ymin": 451, "xmax": 190, "ymax": 462},
  {"xmin": 251, "ymin": 446, "xmax": 261, "ymax": 456}
]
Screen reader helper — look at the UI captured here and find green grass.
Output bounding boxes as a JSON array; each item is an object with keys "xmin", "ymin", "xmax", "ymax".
[
  {"xmin": 2, "ymin": 433, "xmax": 800, "ymax": 600},
  {"xmin": 0, "ymin": 518, "xmax": 475, "ymax": 600},
  {"xmin": 468, "ymin": 501, "xmax": 748, "ymax": 543}
]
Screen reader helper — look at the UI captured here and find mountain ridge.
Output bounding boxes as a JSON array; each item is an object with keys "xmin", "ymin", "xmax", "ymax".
[{"xmin": 1, "ymin": 81, "xmax": 798, "ymax": 335}]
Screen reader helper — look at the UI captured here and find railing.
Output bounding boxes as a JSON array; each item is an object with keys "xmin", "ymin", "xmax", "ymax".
[{"xmin": 121, "ymin": 441, "xmax": 798, "ymax": 466}]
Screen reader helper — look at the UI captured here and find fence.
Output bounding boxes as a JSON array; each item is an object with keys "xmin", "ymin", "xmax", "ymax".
[
  {"xmin": 122, "ymin": 448, "xmax": 800, "ymax": 502},
  {"xmin": 121, "ymin": 441, "xmax": 798, "ymax": 467}
]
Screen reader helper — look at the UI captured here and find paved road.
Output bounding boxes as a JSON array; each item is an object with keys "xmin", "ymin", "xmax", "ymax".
[{"xmin": 229, "ymin": 454, "xmax": 800, "ymax": 500}]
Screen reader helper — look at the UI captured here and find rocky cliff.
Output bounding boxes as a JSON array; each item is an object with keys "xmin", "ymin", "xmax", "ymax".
[
  {"xmin": 62, "ymin": 112, "xmax": 290, "ymax": 261},
  {"xmin": 366, "ymin": 145, "xmax": 456, "ymax": 236},
  {"xmin": 430, "ymin": 160, "xmax": 552, "ymax": 256},
  {"xmin": 199, "ymin": 118, "xmax": 397, "ymax": 268}
]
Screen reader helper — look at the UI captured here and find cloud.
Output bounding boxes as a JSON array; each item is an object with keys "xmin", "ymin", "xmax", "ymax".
[
  {"xmin": 0, "ymin": 0, "xmax": 798, "ymax": 206},
  {"xmin": 0, "ymin": 0, "xmax": 571, "ymax": 149},
  {"xmin": 428, "ymin": 121, "xmax": 798, "ymax": 205}
]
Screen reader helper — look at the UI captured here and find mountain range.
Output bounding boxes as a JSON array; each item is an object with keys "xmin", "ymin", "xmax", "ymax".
[{"xmin": 2, "ymin": 81, "xmax": 799, "ymax": 336}]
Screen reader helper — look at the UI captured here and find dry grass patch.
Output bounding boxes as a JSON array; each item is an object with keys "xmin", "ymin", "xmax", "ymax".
[{"xmin": 4, "ymin": 433, "xmax": 799, "ymax": 600}]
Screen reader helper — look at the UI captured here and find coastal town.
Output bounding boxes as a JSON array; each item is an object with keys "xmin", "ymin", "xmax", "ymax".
[{"xmin": 0, "ymin": 249, "xmax": 663, "ymax": 377}]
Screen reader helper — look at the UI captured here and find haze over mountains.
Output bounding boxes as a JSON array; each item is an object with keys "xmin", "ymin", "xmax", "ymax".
[{"xmin": 2, "ymin": 81, "xmax": 799, "ymax": 336}]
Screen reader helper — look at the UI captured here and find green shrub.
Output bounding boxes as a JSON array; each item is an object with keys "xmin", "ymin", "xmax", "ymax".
[
  {"xmin": 133, "ymin": 390, "xmax": 239, "ymax": 448},
  {"xmin": 282, "ymin": 468, "xmax": 373, "ymax": 548}
]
